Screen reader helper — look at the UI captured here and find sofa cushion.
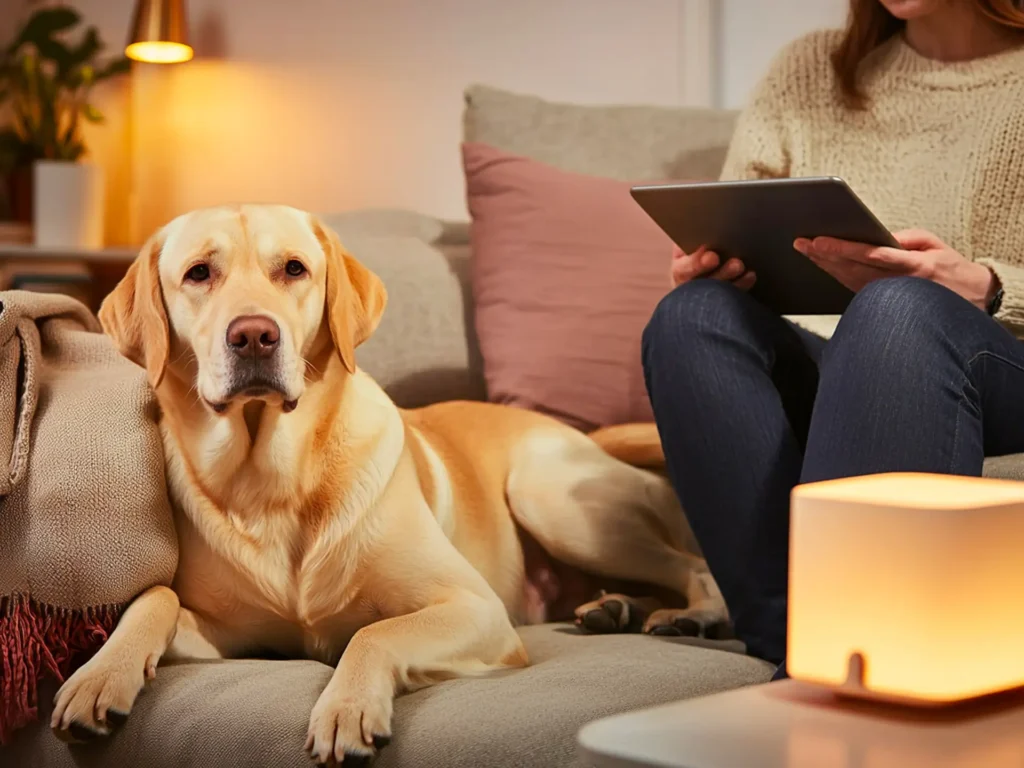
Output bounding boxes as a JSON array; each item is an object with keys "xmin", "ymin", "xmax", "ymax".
[
  {"xmin": 464, "ymin": 84, "xmax": 738, "ymax": 181},
  {"xmin": 324, "ymin": 226, "xmax": 486, "ymax": 407},
  {"xmin": 465, "ymin": 142, "xmax": 678, "ymax": 431},
  {"xmin": 9, "ymin": 624, "xmax": 772, "ymax": 768},
  {"xmin": 983, "ymin": 454, "xmax": 1024, "ymax": 481}
]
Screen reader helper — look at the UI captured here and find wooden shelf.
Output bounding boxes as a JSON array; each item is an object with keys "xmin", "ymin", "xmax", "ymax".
[
  {"xmin": 0, "ymin": 243, "xmax": 137, "ymax": 311},
  {"xmin": 0, "ymin": 243, "xmax": 137, "ymax": 263}
]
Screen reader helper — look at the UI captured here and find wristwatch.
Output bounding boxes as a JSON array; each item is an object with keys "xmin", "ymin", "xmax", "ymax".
[{"xmin": 986, "ymin": 269, "xmax": 1004, "ymax": 316}]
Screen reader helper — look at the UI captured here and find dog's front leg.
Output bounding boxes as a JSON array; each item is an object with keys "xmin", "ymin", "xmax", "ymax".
[
  {"xmin": 51, "ymin": 585, "xmax": 180, "ymax": 742},
  {"xmin": 305, "ymin": 589, "xmax": 526, "ymax": 765},
  {"xmin": 164, "ymin": 606, "xmax": 247, "ymax": 660}
]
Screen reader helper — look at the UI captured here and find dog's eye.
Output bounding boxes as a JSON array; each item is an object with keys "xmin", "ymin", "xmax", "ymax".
[
  {"xmin": 185, "ymin": 264, "xmax": 210, "ymax": 283},
  {"xmin": 285, "ymin": 260, "xmax": 306, "ymax": 277}
]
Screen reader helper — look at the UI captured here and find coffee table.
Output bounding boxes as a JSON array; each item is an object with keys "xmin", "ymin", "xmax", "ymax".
[{"xmin": 578, "ymin": 679, "xmax": 1024, "ymax": 767}]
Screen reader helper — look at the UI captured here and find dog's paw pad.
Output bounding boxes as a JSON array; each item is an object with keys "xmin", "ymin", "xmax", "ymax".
[
  {"xmin": 643, "ymin": 609, "xmax": 733, "ymax": 639},
  {"xmin": 704, "ymin": 621, "xmax": 736, "ymax": 641},
  {"xmin": 574, "ymin": 593, "xmax": 647, "ymax": 634},
  {"xmin": 67, "ymin": 721, "xmax": 109, "ymax": 743},
  {"xmin": 648, "ymin": 624, "xmax": 684, "ymax": 637},
  {"xmin": 372, "ymin": 733, "xmax": 391, "ymax": 749},
  {"xmin": 669, "ymin": 617, "xmax": 703, "ymax": 636},
  {"xmin": 104, "ymin": 709, "xmax": 130, "ymax": 728},
  {"xmin": 599, "ymin": 599, "xmax": 623, "ymax": 623},
  {"xmin": 578, "ymin": 604, "xmax": 622, "ymax": 634}
]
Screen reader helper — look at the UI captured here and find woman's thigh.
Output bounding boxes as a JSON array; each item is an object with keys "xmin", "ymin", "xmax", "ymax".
[
  {"xmin": 804, "ymin": 277, "xmax": 1024, "ymax": 481},
  {"xmin": 642, "ymin": 280, "xmax": 822, "ymax": 664}
]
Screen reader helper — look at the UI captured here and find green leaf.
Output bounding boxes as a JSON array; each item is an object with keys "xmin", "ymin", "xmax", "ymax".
[
  {"xmin": 7, "ymin": 6, "xmax": 81, "ymax": 55},
  {"xmin": 60, "ymin": 108, "xmax": 80, "ymax": 153},
  {"xmin": 0, "ymin": 6, "xmax": 122, "ymax": 163},
  {"xmin": 82, "ymin": 104, "xmax": 104, "ymax": 123},
  {"xmin": 96, "ymin": 56, "xmax": 131, "ymax": 80},
  {"xmin": 21, "ymin": 51, "xmax": 36, "ymax": 79},
  {"xmin": 36, "ymin": 75, "xmax": 58, "ymax": 153},
  {"xmin": 33, "ymin": 37, "xmax": 74, "ymax": 72},
  {"xmin": 62, "ymin": 26, "xmax": 101, "ymax": 78}
]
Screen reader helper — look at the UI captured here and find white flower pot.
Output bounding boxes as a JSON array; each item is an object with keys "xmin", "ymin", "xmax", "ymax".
[{"xmin": 32, "ymin": 160, "xmax": 105, "ymax": 249}]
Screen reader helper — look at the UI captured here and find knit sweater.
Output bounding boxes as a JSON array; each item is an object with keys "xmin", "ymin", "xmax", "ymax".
[{"xmin": 720, "ymin": 29, "xmax": 1024, "ymax": 338}]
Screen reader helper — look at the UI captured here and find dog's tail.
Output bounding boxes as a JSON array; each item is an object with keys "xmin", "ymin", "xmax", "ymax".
[{"xmin": 588, "ymin": 423, "xmax": 665, "ymax": 472}]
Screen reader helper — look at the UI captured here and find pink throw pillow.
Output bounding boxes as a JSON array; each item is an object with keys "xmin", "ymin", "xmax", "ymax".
[{"xmin": 464, "ymin": 142, "xmax": 675, "ymax": 432}]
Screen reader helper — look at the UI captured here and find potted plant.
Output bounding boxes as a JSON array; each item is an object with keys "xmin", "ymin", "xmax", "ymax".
[{"xmin": 0, "ymin": 5, "xmax": 129, "ymax": 247}]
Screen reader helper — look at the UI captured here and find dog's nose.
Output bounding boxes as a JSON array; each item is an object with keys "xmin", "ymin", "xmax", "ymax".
[{"xmin": 226, "ymin": 315, "xmax": 280, "ymax": 359}]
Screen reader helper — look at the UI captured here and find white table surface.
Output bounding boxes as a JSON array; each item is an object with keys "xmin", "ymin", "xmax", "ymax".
[{"xmin": 578, "ymin": 680, "xmax": 1024, "ymax": 768}]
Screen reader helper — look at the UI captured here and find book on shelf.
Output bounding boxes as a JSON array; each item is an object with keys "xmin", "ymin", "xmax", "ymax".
[{"xmin": 0, "ymin": 260, "xmax": 92, "ymax": 305}]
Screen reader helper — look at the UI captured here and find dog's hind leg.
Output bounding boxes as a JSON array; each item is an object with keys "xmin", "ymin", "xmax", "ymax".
[{"xmin": 507, "ymin": 429, "xmax": 728, "ymax": 637}]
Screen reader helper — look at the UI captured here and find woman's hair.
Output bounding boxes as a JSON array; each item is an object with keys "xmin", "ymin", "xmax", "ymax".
[{"xmin": 832, "ymin": 0, "xmax": 1024, "ymax": 108}]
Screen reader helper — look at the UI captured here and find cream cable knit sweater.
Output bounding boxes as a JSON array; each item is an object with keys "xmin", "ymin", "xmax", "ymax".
[{"xmin": 720, "ymin": 29, "xmax": 1024, "ymax": 337}]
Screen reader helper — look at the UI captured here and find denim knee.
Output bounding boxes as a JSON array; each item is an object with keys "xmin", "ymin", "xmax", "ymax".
[
  {"xmin": 824, "ymin": 277, "xmax": 966, "ymax": 370},
  {"xmin": 642, "ymin": 280, "xmax": 759, "ymax": 368}
]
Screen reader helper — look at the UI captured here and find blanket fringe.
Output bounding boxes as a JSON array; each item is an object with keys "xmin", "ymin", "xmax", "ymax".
[{"xmin": 0, "ymin": 594, "xmax": 120, "ymax": 744}]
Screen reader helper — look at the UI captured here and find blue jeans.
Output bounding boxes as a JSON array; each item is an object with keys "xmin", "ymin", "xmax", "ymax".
[{"xmin": 641, "ymin": 276, "xmax": 1024, "ymax": 667}]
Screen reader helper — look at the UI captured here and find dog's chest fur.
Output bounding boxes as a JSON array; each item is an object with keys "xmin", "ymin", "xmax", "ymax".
[
  {"xmin": 162, "ymin": 406, "xmax": 402, "ymax": 664},
  {"xmin": 172, "ymin": 506, "xmax": 375, "ymax": 663}
]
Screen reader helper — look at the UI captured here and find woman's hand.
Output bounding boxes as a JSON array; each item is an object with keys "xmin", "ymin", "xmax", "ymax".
[
  {"xmin": 794, "ymin": 229, "xmax": 997, "ymax": 310},
  {"xmin": 670, "ymin": 245, "xmax": 756, "ymax": 291}
]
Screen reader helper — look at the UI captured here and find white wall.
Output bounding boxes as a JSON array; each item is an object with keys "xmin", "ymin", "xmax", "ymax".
[
  {"xmin": 6, "ymin": 1, "xmax": 847, "ymax": 240},
  {"xmin": 140, "ymin": 0, "xmax": 694, "ymax": 228},
  {"xmin": 63, "ymin": 0, "xmax": 714, "ymax": 237},
  {"xmin": 717, "ymin": 0, "xmax": 848, "ymax": 108}
]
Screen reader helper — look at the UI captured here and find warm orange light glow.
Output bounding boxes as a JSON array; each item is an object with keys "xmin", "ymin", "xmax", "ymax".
[
  {"xmin": 126, "ymin": 41, "xmax": 193, "ymax": 64},
  {"xmin": 788, "ymin": 472, "xmax": 1024, "ymax": 704}
]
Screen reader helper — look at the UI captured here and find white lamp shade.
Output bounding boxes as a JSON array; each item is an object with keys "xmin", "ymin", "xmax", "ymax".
[{"xmin": 789, "ymin": 472, "xmax": 1024, "ymax": 704}]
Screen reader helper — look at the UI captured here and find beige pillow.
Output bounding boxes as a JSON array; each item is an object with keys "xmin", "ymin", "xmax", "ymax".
[
  {"xmin": 340, "ymin": 231, "xmax": 485, "ymax": 407},
  {"xmin": 321, "ymin": 208, "xmax": 445, "ymax": 244},
  {"xmin": 463, "ymin": 83, "xmax": 738, "ymax": 181}
]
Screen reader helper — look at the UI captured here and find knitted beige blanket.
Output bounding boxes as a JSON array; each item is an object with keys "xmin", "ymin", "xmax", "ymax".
[{"xmin": 0, "ymin": 290, "xmax": 176, "ymax": 743}]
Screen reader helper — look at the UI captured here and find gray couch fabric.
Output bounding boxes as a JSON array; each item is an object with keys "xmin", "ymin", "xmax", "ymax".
[{"xmin": 9, "ymin": 625, "xmax": 773, "ymax": 768}]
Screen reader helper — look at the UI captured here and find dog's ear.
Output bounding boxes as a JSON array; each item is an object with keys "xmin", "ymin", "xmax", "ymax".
[
  {"xmin": 312, "ymin": 217, "xmax": 387, "ymax": 374},
  {"xmin": 98, "ymin": 233, "xmax": 170, "ymax": 388}
]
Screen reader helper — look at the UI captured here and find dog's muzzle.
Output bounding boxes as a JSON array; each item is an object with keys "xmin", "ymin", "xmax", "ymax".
[{"xmin": 205, "ymin": 314, "xmax": 299, "ymax": 414}]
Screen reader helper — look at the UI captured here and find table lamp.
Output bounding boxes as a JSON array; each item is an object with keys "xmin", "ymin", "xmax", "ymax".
[
  {"xmin": 126, "ymin": 0, "xmax": 193, "ymax": 64},
  {"xmin": 789, "ymin": 472, "xmax": 1024, "ymax": 704},
  {"xmin": 579, "ymin": 472, "xmax": 1024, "ymax": 768}
]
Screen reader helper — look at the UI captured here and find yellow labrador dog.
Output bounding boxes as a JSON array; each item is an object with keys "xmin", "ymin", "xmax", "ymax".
[{"xmin": 49, "ymin": 205, "xmax": 725, "ymax": 764}]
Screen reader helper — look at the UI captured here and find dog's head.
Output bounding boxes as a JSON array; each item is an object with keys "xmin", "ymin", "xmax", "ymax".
[{"xmin": 99, "ymin": 205, "xmax": 386, "ymax": 414}]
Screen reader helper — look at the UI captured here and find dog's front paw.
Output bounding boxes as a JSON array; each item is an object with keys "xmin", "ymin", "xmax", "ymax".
[
  {"xmin": 642, "ymin": 608, "xmax": 734, "ymax": 639},
  {"xmin": 574, "ymin": 592, "xmax": 649, "ymax": 634},
  {"xmin": 50, "ymin": 650, "xmax": 156, "ymax": 742},
  {"xmin": 305, "ymin": 684, "xmax": 393, "ymax": 766}
]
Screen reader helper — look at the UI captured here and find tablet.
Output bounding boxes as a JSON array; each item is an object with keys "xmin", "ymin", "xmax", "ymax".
[{"xmin": 630, "ymin": 176, "xmax": 899, "ymax": 315}]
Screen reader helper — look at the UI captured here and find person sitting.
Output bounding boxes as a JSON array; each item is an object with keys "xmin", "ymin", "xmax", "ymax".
[{"xmin": 641, "ymin": 0, "xmax": 1024, "ymax": 676}]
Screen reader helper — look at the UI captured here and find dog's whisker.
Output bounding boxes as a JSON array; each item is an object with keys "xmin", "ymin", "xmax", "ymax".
[{"xmin": 171, "ymin": 347, "xmax": 195, "ymax": 368}]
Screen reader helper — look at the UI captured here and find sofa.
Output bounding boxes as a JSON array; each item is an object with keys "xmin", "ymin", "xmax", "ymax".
[{"xmin": 8, "ymin": 84, "xmax": 1023, "ymax": 768}]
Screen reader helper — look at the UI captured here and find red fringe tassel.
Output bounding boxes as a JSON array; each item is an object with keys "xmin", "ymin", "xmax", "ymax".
[{"xmin": 0, "ymin": 594, "xmax": 120, "ymax": 744}]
